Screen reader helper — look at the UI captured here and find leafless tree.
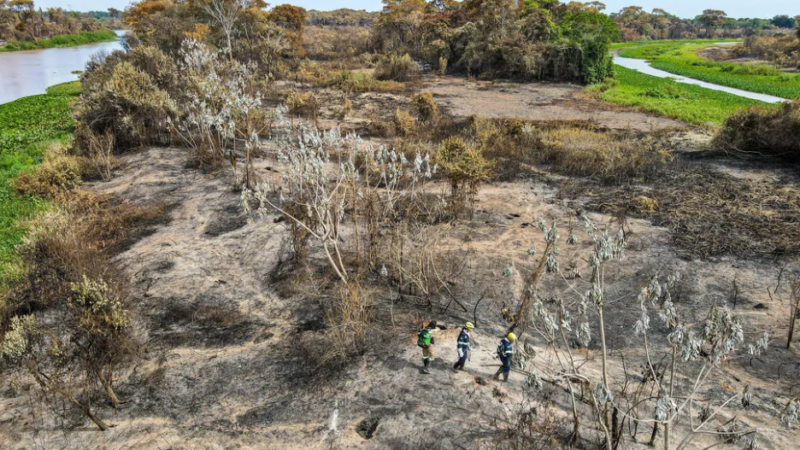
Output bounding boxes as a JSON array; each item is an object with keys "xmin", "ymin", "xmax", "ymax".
[{"xmin": 197, "ymin": 0, "xmax": 245, "ymax": 61}]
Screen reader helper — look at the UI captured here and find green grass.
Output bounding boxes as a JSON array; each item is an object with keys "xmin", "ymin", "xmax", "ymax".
[
  {"xmin": 609, "ymin": 39, "xmax": 741, "ymax": 51},
  {"xmin": 0, "ymin": 81, "xmax": 80, "ymax": 288},
  {"xmin": 616, "ymin": 40, "xmax": 800, "ymax": 99},
  {"xmin": 0, "ymin": 30, "xmax": 117, "ymax": 52},
  {"xmin": 589, "ymin": 66, "xmax": 767, "ymax": 125}
]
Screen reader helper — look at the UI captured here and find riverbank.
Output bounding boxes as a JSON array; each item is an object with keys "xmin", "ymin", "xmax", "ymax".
[
  {"xmin": 586, "ymin": 66, "xmax": 766, "ymax": 125},
  {"xmin": 0, "ymin": 29, "xmax": 118, "ymax": 52},
  {"xmin": 0, "ymin": 81, "xmax": 80, "ymax": 289},
  {"xmin": 617, "ymin": 40, "xmax": 800, "ymax": 99}
]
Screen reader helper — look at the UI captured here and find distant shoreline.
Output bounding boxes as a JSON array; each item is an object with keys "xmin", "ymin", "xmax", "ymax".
[{"xmin": 0, "ymin": 29, "xmax": 119, "ymax": 53}]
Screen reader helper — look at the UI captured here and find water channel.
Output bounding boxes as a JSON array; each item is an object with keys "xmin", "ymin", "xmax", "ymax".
[
  {"xmin": 613, "ymin": 49, "xmax": 787, "ymax": 104},
  {"xmin": 0, "ymin": 30, "xmax": 125, "ymax": 105}
]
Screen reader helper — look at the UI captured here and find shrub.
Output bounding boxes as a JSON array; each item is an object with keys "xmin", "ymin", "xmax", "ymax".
[
  {"xmin": 436, "ymin": 136, "xmax": 494, "ymax": 210},
  {"xmin": 438, "ymin": 56, "xmax": 448, "ymax": 76},
  {"xmin": 713, "ymin": 101, "xmax": 800, "ymax": 164},
  {"xmin": 375, "ymin": 53, "xmax": 419, "ymax": 82},
  {"xmin": 393, "ymin": 109, "xmax": 415, "ymax": 136},
  {"xmin": 12, "ymin": 144, "xmax": 81, "ymax": 198},
  {"xmin": 538, "ymin": 128, "xmax": 672, "ymax": 183},
  {"xmin": 286, "ymin": 90, "xmax": 319, "ymax": 121},
  {"xmin": 340, "ymin": 96, "xmax": 353, "ymax": 120},
  {"xmin": 410, "ymin": 91, "xmax": 438, "ymax": 123},
  {"xmin": 75, "ymin": 60, "xmax": 176, "ymax": 153}
]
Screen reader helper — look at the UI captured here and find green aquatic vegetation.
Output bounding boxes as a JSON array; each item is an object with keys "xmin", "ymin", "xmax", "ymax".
[
  {"xmin": 0, "ymin": 82, "xmax": 80, "ymax": 288},
  {"xmin": 46, "ymin": 81, "xmax": 83, "ymax": 96},
  {"xmin": 618, "ymin": 40, "xmax": 800, "ymax": 99},
  {"xmin": 590, "ymin": 66, "xmax": 766, "ymax": 125},
  {"xmin": 0, "ymin": 30, "xmax": 118, "ymax": 53}
]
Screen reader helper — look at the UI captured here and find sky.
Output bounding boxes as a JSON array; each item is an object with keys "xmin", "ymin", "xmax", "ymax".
[{"xmin": 29, "ymin": 0, "xmax": 800, "ymax": 20}]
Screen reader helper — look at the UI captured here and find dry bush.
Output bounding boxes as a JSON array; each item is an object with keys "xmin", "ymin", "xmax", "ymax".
[
  {"xmin": 340, "ymin": 96, "xmax": 352, "ymax": 120},
  {"xmin": 367, "ymin": 119, "xmax": 395, "ymax": 138},
  {"xmin": 75, "ymin": 47, "xmax": 178, "ymax": 154},
  {"xmin": 18, "ymin": 195, "xmax": 164, "ymax": 309},
  {"xmin": 0, "ymin": 193, "xmax": 157, "ymax": 430},
  {"xmin": 286, "ymin": 90, "xmax": 319, "ymax": 121},
  {"xmin": 579, "ymin": 167, "xmax": 800, "ymax": 259},
  {"xmin": 438, "ymin": 56, "xmax": 448, "ymax": 75},
  {"xmin": 474, "ymin": 118, "xmax": 541, "ymax": 181},
  {"xmin": 12, "ymin": 143, "xmax": 81, "ymax": 198},
  {"xmin": 303, "ymin": 25, "xmax": 371, "ymax": 61},
  {"xmin": 393, "ymin": 108, "xmax": 416, "ymax": 136},
  {"xmin": 436, "ymin": 136, "xmax": 494, "ymax": 213},
  {"xmin": 734, "ymin": 35, "xmax": 800, "ymax": 68},
  {"xmin": 538, "ymin": 128, "xmax": 672, "ymax": 183},
  {"xmin": 375, "ymin": 53, "xmax": 419, "ymax": 82},
  {"xmin": 410, "ymin": 91, "xmax": 438, "ymax": 123},
  {"xmin": 713, "ymin": 101, "xmax": 800, "ymax": 164},
  {"xmin": 75, "ymin": 128, "xmax": 117, "ymax": 181},
  {"xmin": 326, "ymin": 283, "xmax": 370, "ymax": 358},
  {"xmin": 326, "ymin": 69, "xmax": 404, "ymax": 94}
]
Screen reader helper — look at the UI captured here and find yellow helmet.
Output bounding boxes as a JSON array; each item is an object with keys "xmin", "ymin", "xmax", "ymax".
[
  {"xmin": 507, "ymin": 332, "xmax": 517, "ymax": 341},
  {"xmin": 465, "ymin": 322, "xmax": 474, "ymax": 330}
]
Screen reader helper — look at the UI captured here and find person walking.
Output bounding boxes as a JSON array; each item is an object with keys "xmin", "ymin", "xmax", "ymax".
[
  {"xmin": 417, "ymin": 320, "xmax": 437, "ymax": 374},
  {"xmin": 492, "ymin": 332, "xmax": 516, "ymax": 382},
  {"xmin": 452, "ymin": 322, "xmax": 474, "ymax": 372}
]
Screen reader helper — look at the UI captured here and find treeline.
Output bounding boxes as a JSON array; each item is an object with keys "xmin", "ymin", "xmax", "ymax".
[
  {"xmin": 123, "ymin": 0, "xmax": 307, "ymax": 61},
  {"xmin": 0, "ymin": 0, "xmax": 114, "ymax": 44},
  {"xmin": 606, "ymin": 4, "xmax": 800, "ymax": 41},
  {"xmin": 374, "ymin": 0, "xmax": 618, "ymax": 84},
  {"xmin": 306, "ymin": 8, "xmax": 378, "ymax": 26}
]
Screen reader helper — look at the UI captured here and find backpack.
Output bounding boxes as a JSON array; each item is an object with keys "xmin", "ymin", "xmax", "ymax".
[{"xmin": 417, "ymin": 329, "xmax": 431, "ymax": 348}]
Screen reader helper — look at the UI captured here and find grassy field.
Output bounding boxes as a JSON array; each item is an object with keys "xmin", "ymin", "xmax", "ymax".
[
  {"xmin": 0, "ymin": 30, "xmax": 117, "ymax": 52},
  {"xmin": 588, "ymin": 66, "xmax": 766, "ymax": 125},
  {"xmin": 616, "ymin": 40, "xmax": 800, "ymax": 99},
  {"xmin": 0, "ymin": 81, "xmax": 80, "ymax": 287}
]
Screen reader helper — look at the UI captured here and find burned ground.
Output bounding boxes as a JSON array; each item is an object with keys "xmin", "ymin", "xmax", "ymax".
[{"xmin": 1, "ymin": 77, "xmax": 799, "ymax": 450}]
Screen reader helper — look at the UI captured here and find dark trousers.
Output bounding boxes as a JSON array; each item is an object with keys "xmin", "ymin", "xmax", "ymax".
[
  {"xmin": 494, "ymin": 356, "xmax": 511, "ymax": 380},
  {"xmin": 453, "ymin": 349, "xmax": 468, "ymax": 370}
]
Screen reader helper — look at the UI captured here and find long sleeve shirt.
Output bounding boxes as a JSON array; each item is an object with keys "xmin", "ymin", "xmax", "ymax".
[
  {"xmin": 457, "ymin": 329, "xmax": 471, "ymax": 351},
  {"xmin": 497, "ymin": 338, "xmax": 513, "ymax": 360}
]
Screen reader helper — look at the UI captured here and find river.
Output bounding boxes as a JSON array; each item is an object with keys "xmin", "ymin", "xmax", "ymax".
[
  {"xmin": 0, "ymin": 30, "xmax": 125, "ymax": 105},
  {"xmin": 613, "ymin": 51, "xmax": 786, "ymax": 104}
]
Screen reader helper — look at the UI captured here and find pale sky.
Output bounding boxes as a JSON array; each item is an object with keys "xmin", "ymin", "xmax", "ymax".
[{"xmin": 30, "ymin": 0, "xmax": 800, "ymax": 20}]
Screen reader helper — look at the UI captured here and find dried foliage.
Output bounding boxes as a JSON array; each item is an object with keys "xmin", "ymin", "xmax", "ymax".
[
  {"xmin": 303, "ymin": 25, "xmax": 371, "ymax": 61},
  {"xmin": 393, "ymin": 108, "xmax": 415, "ymax": 136},
  {"xmin": 537, "ymin": 128, "xmax": 672, "ymax": 183},
  {"xmin": 437, "ymin": 136, "xmax": 494, "ymax": 211},
  {"xmin": 410, "ymin": 91, "xmax": 438, "ymax": 123},
  {"xmin": 713, "ymin": 101, "xmax": 800, "ymax": 164},
  {"xmin": 375, "ymin": 52, "xmax": 419, "ymax": 82},
  {"xmin": 579, "ymin": 168, "xmax": 800, "ymax": 259},
  {"xmin": 504, "ymin": 218, "xmax": 767, "ymax": 450},
  {"xmin": 11, "ymin": 143, "xmax": 81, "ymax": 198},
  {"xmin": 0, "ymin": 192, "xmax": 160, "ymax": 430},
  {"xmin": 733, "ymin": 35, "xmax": 800, "ymax": 69},
  {"xmin": 74, "ymin": 46, "xmax": 178, "ymax": 154}
]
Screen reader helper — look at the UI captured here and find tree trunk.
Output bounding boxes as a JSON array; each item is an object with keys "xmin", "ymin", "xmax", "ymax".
[{"xmin": 788, "ymin": 300, "xmax": 798, "ymax": 349}]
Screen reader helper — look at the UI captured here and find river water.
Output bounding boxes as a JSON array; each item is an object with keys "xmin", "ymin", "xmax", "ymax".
[
  {"xmin": 613, "ymin": 53, "xmax": 786, "ymax": 104},
  {"xmin": 0, "ymin": 30, "xmax": 125, "ymax": 105}
]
